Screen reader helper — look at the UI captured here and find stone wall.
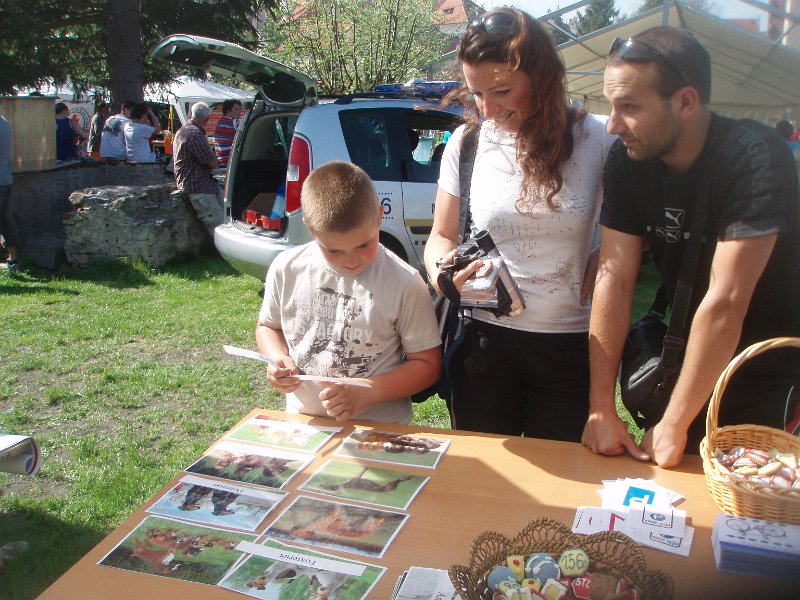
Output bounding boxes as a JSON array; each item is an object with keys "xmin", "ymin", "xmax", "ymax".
[{"xmin": 9, "ymin": 162, "xmax": 173, "ymax": 269}]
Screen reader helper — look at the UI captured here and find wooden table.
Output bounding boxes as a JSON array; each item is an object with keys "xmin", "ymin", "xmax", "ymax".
[{"xmin": 38, "ymin": 409, "xmax": 794, "ymax": 599}]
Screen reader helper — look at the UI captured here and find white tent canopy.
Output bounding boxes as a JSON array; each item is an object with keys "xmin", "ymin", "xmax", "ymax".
[
  {"xmin": 557, "ymin": 2, "xmax": 800, "ymax": 124},
  {"xmin": 144, "ymin": 75, "xmax": 255, "ymax": 125}
]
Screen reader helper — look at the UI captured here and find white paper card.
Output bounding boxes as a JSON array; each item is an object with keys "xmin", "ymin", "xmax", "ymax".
[{"xmin": 235, "ymin": 540, "xmax": 366, "ymax": 576}]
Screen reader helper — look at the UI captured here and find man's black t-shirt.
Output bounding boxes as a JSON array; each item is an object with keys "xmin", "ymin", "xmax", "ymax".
[{"xmin": 601, "ymin": 113, "xmax": 800, "ymax": 381}]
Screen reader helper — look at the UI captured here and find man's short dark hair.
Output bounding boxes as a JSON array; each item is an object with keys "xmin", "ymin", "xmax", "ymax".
[
  {"xmin": 129, "ymin": 103, "xmax": 149, "ymax": 121},
  {"xmin": 221, "ymin": 99, "xmax": 242, "ymax": 115},
  {"xmin": 122, "ymin": 100, "xmax": 137, "ymax": 111},
  {"xmin": 608, "ymin": 26, "xmax": 711, "ymax": 104}
]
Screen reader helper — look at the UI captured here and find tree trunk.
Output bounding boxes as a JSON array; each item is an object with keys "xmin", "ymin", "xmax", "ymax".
[{"xmin": 106, "ymin": 0, "xmax": 144, "ymax": 111}]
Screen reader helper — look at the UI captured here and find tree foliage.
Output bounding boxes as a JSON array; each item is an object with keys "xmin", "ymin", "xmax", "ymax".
[
  {"xmin": 542, "ymin": 11, "xmax": 575, "ymax": 46},
  {"xmin": 574, "ymin": 0, "xmax": 620, "ymax": 37},
  {"xmin": 635, "ymin": 0, "xmax": 718, "ymax": 15},
  {"xmin": 260, "ymin": 0, "xmax": 449, "ymax": 94},
  {"xmin": 0, "ymin": 0, "xmax": 277, "ymax": 105}
]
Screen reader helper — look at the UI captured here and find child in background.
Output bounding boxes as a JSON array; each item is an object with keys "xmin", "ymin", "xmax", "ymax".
[{"xmin": 256, "ymin": 161, "xmax": 441, "ymax": 423}]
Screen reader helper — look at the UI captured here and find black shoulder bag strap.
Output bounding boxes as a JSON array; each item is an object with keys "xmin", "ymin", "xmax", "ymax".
[
  {"xmin": 457, "ymin": 126, "xmax": 480, "ymax": 243},
  {"xmin": 436, "ymin": 126, "xmax": 480, "ymax": 305},
  {"xmin": 658, "ymin": 126, "xmax": 725, "ymax": 380}
]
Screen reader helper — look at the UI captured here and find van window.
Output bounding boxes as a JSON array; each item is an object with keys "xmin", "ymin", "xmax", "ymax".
[
  {"xmin": 402, "ymin": 111, "xmax": 460, "ymax": 184},
  {"xmin": 339, "ymin": 111, "xmax": 399, "ymax": 181}
]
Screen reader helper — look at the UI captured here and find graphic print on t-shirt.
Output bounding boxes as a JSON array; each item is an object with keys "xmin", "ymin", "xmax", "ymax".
[
  {"xmin": 656, "ymin": 208, "xmax": 685, "ymax": 244},
  {"xmin": 298, "ymin": 286, "xmax": 380, "ymax": 379}
]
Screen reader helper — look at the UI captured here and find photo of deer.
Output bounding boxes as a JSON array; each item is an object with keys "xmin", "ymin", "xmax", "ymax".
[
  {"xmin": 299, "ymin": 460, "xmax": 428, "ymax": 510},
  {"xmin": 98, "ymin": 515, "xmax": 255, "ymax": 585}
]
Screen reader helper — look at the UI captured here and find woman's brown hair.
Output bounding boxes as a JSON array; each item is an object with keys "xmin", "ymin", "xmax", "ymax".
[{"xmin": 456, "ymin": 7, "xmax": 585, "ymax": 213}]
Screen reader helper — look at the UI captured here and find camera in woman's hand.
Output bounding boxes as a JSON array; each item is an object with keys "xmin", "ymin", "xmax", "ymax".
[{"xmin": 436, "ymin": 230, "xmax": 525, "ymax": 318}]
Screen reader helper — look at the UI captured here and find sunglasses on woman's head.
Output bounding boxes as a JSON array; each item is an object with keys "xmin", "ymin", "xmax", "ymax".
[
  {"xmin": 467, "ymin": 12, "xmax": 518, "ymax": 39},
  {"xmin": 609, "ymin": 37, "xmax": 688, "ymax": 86}
]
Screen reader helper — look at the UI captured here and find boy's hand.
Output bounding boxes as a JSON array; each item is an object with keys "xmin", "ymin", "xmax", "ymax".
[
  {"xmin": 319, "ymin": 380, "xmax": 374, "ymax": 421},
  {"xmin": 266, "ymin": 356, "xmax": 301, "ymax": 393}
]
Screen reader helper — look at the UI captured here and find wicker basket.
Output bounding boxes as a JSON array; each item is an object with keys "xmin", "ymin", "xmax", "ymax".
[
  {"xmin": 700, "ymin": 337, "xmax": 800, "ymax": 524},
  {"xmin": 448, "ymin": 517, "xmax": 673, "ymax": 600}
]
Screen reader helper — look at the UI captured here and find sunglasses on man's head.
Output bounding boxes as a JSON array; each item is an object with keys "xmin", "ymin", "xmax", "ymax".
[
  {"xmin": 609, "ymin": 37, "xmax": 689, "ymax": 86},
  {"xmin": 467, "ymin": 12, "xmax": 518, "ymax": 39}
]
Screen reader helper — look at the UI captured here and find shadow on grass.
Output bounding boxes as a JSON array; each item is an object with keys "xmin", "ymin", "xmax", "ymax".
[
  {"xmin": 157, "ymin": 252, "xmax": 243, "ymax": 281},
  {"xmin": 0, "ymin": 502, "xmax": 107, "ymax": 600},
  {"xmin": 0, "ymin": 284, "xmax": 79, "ymax": 296},
  {"xmin": 65, "ymin": 259, "xmax": 155, "ymax": 290}
]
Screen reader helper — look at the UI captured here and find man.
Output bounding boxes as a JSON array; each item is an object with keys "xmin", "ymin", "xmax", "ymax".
[
  {"xmin": 87, "ymin": 102, "xmax": 110, "ymax": 161},
  {"xmin": 0, "ymin": 113, "xmax": 19, "ymax": 274},
  {"xmin": 124, "ymin": 103, "xmax": 160, "ymax": 163},
  {"xmin": 212, "ymin": 99, "xmax": 242, "ymax": 169},
  {"xmin": 173, "ymin": 102, "xmax": 223, "ymax": 238},
  {"xmin": 583, "ymin": 27, "xmax": 800, "ymax": 468},
  {"xmin": 99, "ymin": 100, "xmax": 136, "ymax": 161}
]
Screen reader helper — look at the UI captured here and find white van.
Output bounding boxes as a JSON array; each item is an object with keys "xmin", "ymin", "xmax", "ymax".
[{"xmin": 151, "ymin": 35, "xmax": 463, "ymax": 279}]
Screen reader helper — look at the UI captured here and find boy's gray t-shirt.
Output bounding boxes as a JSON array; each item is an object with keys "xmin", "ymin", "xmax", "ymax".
[{"xmin": 259, "ymin": 242, "xmax": 440, "ymax": 424}]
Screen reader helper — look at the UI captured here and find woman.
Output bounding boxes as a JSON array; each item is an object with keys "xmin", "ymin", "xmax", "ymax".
[
  {"xmin": 424, "ymin": 8, "xmax": 615, "ymax": 442},
  {"xmin": 55, "ymin": 102, "xmax": 87, "ymax": 163}
]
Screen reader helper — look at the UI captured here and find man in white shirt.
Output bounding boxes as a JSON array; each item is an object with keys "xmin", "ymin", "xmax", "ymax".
[
  {"xmin": 99, "ymin": 100, "xmax": 135, "ymax": 160},
  {"xmin": 124, "ymin": 103, "xmax": 160, "ymax": 163}
]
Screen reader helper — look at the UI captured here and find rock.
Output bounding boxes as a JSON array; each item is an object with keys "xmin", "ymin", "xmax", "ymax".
[{"xmin": 63, "ymin": 184, "xmax": 210, "ymax": 268}]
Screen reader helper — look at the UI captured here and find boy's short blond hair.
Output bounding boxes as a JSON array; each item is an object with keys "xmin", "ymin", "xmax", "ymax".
[{"xmin": 302, "ymin": 161, "xmax": 379, "ymax": 233}]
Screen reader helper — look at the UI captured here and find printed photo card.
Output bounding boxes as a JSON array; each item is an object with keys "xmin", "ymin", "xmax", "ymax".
[
  {"xmin": 300, "ymin": 459, "xmax": 428, "ymax": 510},
  {"xmin": 218, "ymin": 538, "xmax": 385, "ymax": 599},
  {"xmin": 334, "ymin": 429, "xmax": 450, "ymax": 469},
  {"xmin": 263, "ymin": 496, "xmax": 408, "ymax": 558},
  {"xmin": 147, "ymin": 474, "xmax": 287, "ymax": 532},
  {"xmin": 226, "ymin": 416, "xmax": 342, "ymax": 454},
  {"xmin": 97, "ymin": 515, "xmax": 256, "ymax": 585},
  {"xmin": 185, "ymin": 440, "xmax": 314, "ymax": 489}
]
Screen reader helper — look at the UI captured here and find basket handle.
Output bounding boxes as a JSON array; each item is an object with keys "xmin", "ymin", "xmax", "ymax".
[{"xmin": 705, "ymin": 336, "xmax": 800, "ymax": 439}]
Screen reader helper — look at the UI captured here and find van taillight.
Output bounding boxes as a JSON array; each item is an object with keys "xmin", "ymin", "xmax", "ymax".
[{"xmin": 286, "ymin": 134, "xmax": 310, "ymax": 214}]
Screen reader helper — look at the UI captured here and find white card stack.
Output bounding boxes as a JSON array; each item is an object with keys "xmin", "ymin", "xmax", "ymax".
[{"xmin": 571, "ymin": 478, "xmax": 694, "ymax": 557}]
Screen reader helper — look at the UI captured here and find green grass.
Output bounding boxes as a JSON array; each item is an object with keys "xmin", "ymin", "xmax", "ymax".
[
  {"xmin": 0, "ymin": 254, "xmax": 660, "ymax": 599},
  {"xmin": 0, "ymin": 255, "xmax": 275, "ymax": 599}
]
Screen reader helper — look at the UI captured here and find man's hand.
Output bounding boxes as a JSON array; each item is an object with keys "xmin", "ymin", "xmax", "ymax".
[
  {"xmin": 582, "ymin": 409, "xmax": 650, "ymax": 461},
  {"xmin": 265, "ymin": 356, "xmax": 301, "ymax": 393},
  {"xmin": 319, "ymin": 380, "xmax": 374, "ymax": 421},
  {"xmin": 640, "ymin": 422, "xmax": 687, "ymax": 468}
]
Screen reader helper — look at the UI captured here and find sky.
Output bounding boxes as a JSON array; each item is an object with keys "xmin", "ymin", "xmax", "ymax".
[{"xmin": 478, "ymin": 1, "xmax": 765, "ymax": 23}]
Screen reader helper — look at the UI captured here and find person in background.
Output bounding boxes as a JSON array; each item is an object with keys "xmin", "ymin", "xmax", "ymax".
[
  {"xmin": 583, "ymin": 27, "xmax": 800, "ymax": 468},
  {"xmin": 55, "ymin": 102, "xmax": 87, "ymax": 163},
  {"xmin": 423, "ymin": 8, "xmax": 615, "ymax": 441},
  {"xmin": 173, "ymin": 102, "xmax": 223, "ymax": 238},
  {"xmin": 775, "ymin": 118, "xmax": 800, "ymax": 172},
  {"xmin": 213, "ymin": 99, "xmax": 242, "ymax": 169},
  {"xmin": 257, "ymin": 161, "xmax": 441, "ymax": 424},
  {"xmin": 87, "ymin": 102, "xmax": 110, "ymax": 161},
  {"xmin": 100, "ymin": 100, "xmax": 136, "ymax": 161},
  {"xmin": 0, "ymin": 113, "xmax": 19, "ymax": 275},
  {"xmin": 124, "ymin": 103, "xmax": 159, "ymax": 163}
]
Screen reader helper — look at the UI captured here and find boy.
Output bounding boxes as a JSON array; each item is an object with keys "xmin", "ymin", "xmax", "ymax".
[{"xmin": 256, "ymin": 161, "xmax": 441, "ymax": 423}]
